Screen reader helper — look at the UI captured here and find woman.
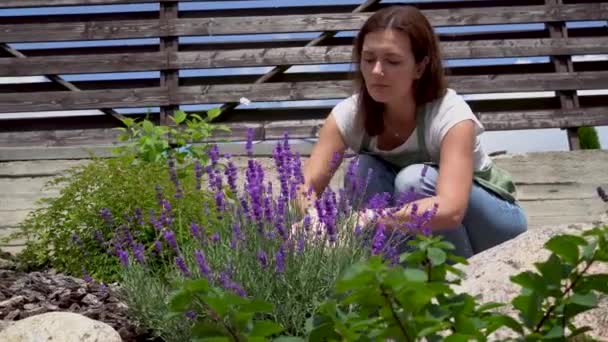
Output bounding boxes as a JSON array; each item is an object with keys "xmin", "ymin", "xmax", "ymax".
[{"xmin": 296, "ymin": 5, "xmax": 527, "ymax": 258}]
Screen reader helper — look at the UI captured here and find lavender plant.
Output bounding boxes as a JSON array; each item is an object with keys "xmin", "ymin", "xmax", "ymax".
[
  {"xmin": 105, "ymin": 130, "xmax": 438, "ymax": 339},
  {"xmin": 11, "ymin": 109, "xmax": 227, "ymax": 280}
]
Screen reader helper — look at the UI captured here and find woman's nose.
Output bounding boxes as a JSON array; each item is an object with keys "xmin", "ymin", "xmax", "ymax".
[{"xmin": 372, "ymin": 61, "xmax": 384, "ymax": 75}]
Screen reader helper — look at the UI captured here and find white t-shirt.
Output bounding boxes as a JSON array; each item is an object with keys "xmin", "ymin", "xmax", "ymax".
[{"xmin": 332, "ymin": 88, "xmax": 492, "ymax": 172}]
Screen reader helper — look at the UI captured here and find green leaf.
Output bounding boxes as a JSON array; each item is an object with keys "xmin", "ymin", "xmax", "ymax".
[
  {"xmin": 534, "ymin": 253, "xmax": 563, "ymax": 290},
  {"xmin": 578, "ymin": 274, "xmax": 608, "ymax": 294},
  {"xmin": 569, "ymin": 292, "xmax": 598, "ymax": 308},
  {"xmin": 403, "ymin": 268, "xmax": 428, "ymax": 283},
  {"xmin": 417, "ymin": 322, "xmax": 451, "ymax": 338},
  {"xmin": 443, "ymin": 333, "xmax": 475, "ymax": 342},
  {"xmin": 168, "ymin": 290, "xmax": 193, "ymax": 312},
  {"xmin": 194, "ymin": 338, "xmax": 231, "ymax": 342},
  {"xmin": 484, "ymin": 314, "xmax": 524, "ymax": 336},
  {"xmin": 207, "ymin": 107, "xmax": 222, "ymax": 120},
  {"xmin": 510, "ymin": 271, "xmax": 548, "ymax": 295},
  {"xmin": 273, "ymin": 338, "xmax": 306, "ymax": 342},
  {"xmin": 173, "ymin": 110, "xmax": 187, "ymax": 124},
  {"xmin": 121, "ymin": 117, "xmax": 135, "ymax": 127},
  {"xmin": 545, "ymin": 235, "xmax": 586, "ymax": 264},
  {"xmin": 512, "ymin": 293, "xmax": 543, "ymax": 329},
  {"xmin": 476, "ymin": 302, "xmax": 504, "ymax": 313},
  {"xmin": 204, "ymin": 295, "xmax": 230, "ymax": 317},
  {"xmin": 250, "ymin": 321, "xmax": 284, "ymax": 337},
  {"xmin": 184, "ymin": 279, "xmax": 210, "ymax": 293},
  {"xmin": 191, "ymin": 322, "xmax": 227, "ymax": 338},
  {"xmin": 142, "ymin": 120, "xmax": 154, "ymax": 132},
  {"xmin": 568, "ymin": 326, "xmax": 593, "ymax": 339},
  {"xmin": 454, "ymin": 315, "xmax": 477, "ymax": 334},
  {"xmin": 428, "ymin": 247, "xmax": 447, "ymax": 265},
  {"xmin": 544, "ymin": 325, "xmax": 564, "ymax": 339}
]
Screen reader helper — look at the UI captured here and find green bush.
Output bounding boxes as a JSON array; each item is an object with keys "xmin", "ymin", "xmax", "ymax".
[
  {"xmin": 10, "ymin": 110, "xmax": 225, "ymax": 281},
  {"xmin": 578, "ymin": 127, "xmax": 602, "ymax": 150}
]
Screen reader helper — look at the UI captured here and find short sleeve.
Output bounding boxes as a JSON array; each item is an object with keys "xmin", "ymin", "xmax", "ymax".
[
  {"xmin": 331, "ymin": 94, "xmax": 365, "ymax": 152},
  {"xmin": 428, "ymin": 89, "xmax": 484, "ymax": 150}
]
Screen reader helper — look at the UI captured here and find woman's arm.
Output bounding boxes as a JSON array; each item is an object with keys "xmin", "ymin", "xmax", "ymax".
[
  {"xmin": 378, "ymin": 119, "xmax": 476, "ymax": 231},
  {"xmin": 296, "ymin": 113, "xmax": 348, "ymax": 213}
]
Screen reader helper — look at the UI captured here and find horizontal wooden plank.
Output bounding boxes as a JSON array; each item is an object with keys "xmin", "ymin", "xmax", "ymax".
[
  {"xmin": 493, "ymin": 149, "xmax": 608, "ymax": 184},
  {"xmin": 520, "ymin": 198, "xmax": 607, "ymax": 228},
  {"xmin": 2, "ymin": 105, "xmax": 607, "ymax": 151},
  {"xmin": 173, "ymin": 4, "xmax": 608, "ymax": 37},
  {"xmin": 477, "ymin": 106, "xmax": 608, "ymax": 130},
  {"xmin": 0, "ymin": 0, "xmax": 257, "ymax": 9},
  {"xmin": 0, "ymin": 87, "xmax": 169, "ymax": 113},
  {"xmin": 0, "ymin": 52, "xmax": 166, "ymax": 76},
  {"xmin": 515, "ymin": 183, "xmax": 608, "ymax": 201},
  {"xmin": 1, "ymin": 71, "xmax": 607, "ymax": 113},
  {"xmin": 0, "ymin": 19, "xmax": 162, "ymax": 43},
  {"xmin": 0, "ymin": 160, "xmax": 87, "ymax": 177},
  {"xmin": 1, "ymin": 4, "xmax": 606, "ymax": 43},
  {"xmin": 4, "ymin": 37, "xmax": 608, "ymax": 76}
]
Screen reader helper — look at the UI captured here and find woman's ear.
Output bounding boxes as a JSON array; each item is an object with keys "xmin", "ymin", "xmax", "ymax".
[{"xmin": 415, "ymin": 56, "xmax": 429, "ymax": 79}]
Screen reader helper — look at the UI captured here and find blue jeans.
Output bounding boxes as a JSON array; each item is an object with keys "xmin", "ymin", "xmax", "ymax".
[{"xmin": 347, "ymin": 154, "xmax": 528, "ymax": 258}]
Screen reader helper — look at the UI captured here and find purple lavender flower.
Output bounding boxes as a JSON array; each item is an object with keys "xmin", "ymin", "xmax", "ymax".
[
  {"xmin": 133, "ymin": 243, "xmax": 145, "ymax": 264},
  {"xmin": 185, "ymin": 310, "xmax": 197, "ymax": 320},
  {"xmin": 194, "ymin": 250, "xmax": 212, "ymax": 279},
  {"xmin": 214, "ymin": 190, "xmax": 225, "ymax": 213},
  {"xmin": 82, "ymin": 267, "xmax": 93, "ymax": 284},
  {"xmin": 154, "ymin": 240, "xmax": 163, "ymax": 254},
  {"xmin": 246, "ymin": 128, "xmax": 254, "ymax": 157},
  {"xmin": 134, "ymin": 208, "xmax": 144, "ymax": 226},
  {"xmin": 275, "ymin": 245, "xmax": 286, "ymax": 274},
  {"xmin": 159, "ymin": 199, "xmax": 174, "ymax": 227},
  {"xmin": 194, "ymin": 160, "xmax": 203, "ymax": 191},
  {"xmin": 219, "ymin": 271, "xmax": 247, "ymax": 297},
  {"xmin": 329, "ymin": 151, "xmax": 342, "ymax": 173},
  {"xmin": 163, "ymin": 229, "xmax": 179, "ymax": 252},
  {"xmin": 167, "ymin": 158, "xmax": 183, "ymax": 199},
  {"xmin": 190, "ymin": 222, "xmax": 202, "ymax": 240},
  {"xmin": 208, "ymin": 144, "xmax": 220, "ymax": 166},
  {"xmin": 117, "ymin": 250, "xmax": 129, "ymax": 267},
  {"xmin": 230, "ymin": 223, "xmax": 242, "ymax": 249},
  {"xmin": 225, "ymin": 159, "xmax": 238, "ymax": 193},
  {"xmin": 371, "ymin": 224, "xmax": 386, "ymax": 256},
  {"xmin": 155, "ymin": 185, "xmax": 164, "ymax": 205},
  {"xmin": 240, "ymin": 196, "xmax": 251, "ymax": 222},
  {"xmin": 263, "ymin": 196, "xmax": 273, "ymax": 222},
  {"xmin": 354, "ymin": 225, "xmax": 362, "ymax": 236},
  {"xmin": 175, "ymin": 256, "xmax": 191, "ymax": 277},
  {"xmin": 257, "ymin": 250, "xmax": 268, "ymax": 269},
  {"xmin": 303, "ymin": 215, "xmax": 312, "ymax": 231},
  {"xmin": 94, "ymin": 230, "xmax": 105, "ymax": 246},
  {"xmin": 210, "ymin": 232, "xmax": 220, "ymax": 243},
  {"xmin": 100, "ymin": 208, "xmax": 114, "ymax": 226},
  {"xmin": 71, "ymin": 233, "xmax": 83, "ymax": 247},
  {"xmin": 297, "ymin": 236, "xmax": 305, "ymax": 255}
]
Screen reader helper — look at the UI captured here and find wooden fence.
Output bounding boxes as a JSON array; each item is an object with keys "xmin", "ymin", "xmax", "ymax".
[{"xmin": 1, "ymin": 0, "xmax": 607, "ymax": 159}]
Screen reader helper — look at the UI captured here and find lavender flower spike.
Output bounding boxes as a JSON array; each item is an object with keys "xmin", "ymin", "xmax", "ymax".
[
  {"xmin": 175, "ymin": 256, "xmax": 191, "ymax": 277},
  {"xmin": 163, "ymin": 229, "xmax": 179, "ymax": 252},
  {"xmin": 194, "ymin": 250, "xmax": 212, "ymax": 279}
]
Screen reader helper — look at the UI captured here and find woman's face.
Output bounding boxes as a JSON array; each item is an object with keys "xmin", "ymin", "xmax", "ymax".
[{"xmin": 360, "ymin": 29, "xmax": 426, "ymax": 104}]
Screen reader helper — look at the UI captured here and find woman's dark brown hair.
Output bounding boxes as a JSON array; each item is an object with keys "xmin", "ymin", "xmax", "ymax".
[{"xmin": 352, "ymin": 5, "xmax": 447, "ymax": 136}]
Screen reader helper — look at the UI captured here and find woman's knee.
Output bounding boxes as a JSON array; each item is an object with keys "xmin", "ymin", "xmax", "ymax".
[{"xmin": 394, "ymin": 164, "xmax": 437, "ymax": 196}]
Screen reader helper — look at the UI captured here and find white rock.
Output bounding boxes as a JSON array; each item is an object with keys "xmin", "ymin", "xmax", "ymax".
[
  {"xmin": 0, "ymin": 311, "xmax": 121, "ymax": 342},
  {"xmin": 454, "ymin": 222, "xmax": 608, "ymax": 340}
]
